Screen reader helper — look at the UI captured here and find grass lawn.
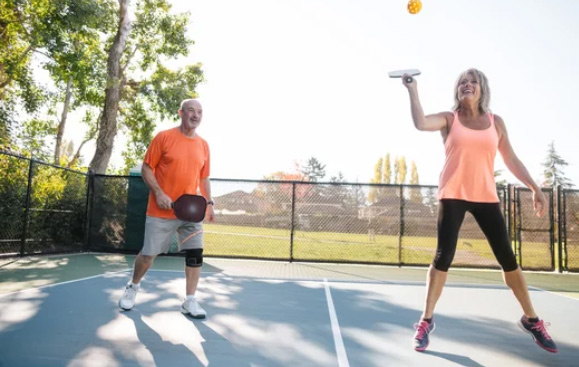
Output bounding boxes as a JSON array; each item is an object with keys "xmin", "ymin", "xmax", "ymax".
[{"xmin": 201, "ymin": 223, "xmax": 557, "ymax": 269}]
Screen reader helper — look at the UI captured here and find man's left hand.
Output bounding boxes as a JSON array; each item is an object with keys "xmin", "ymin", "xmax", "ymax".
[{"xmin": 206, "ymin": 204, "xmax": 215, "ymax": 222}]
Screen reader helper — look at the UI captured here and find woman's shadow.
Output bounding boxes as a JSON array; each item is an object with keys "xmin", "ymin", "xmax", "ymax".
[{"xmin": 423, "ymin": 350, "xmax": 485, "ymax": 367}]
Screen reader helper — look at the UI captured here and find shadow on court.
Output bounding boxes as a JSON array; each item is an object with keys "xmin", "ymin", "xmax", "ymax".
[
  {"xmin": 329, "ymin": 282, "xmax": 577, "ymax": 367},
  {"xmin": 0, "ymin": 271, "xmax": 336, "ymax": 367},
  {"xmin": 0, "ymin": 253, "xmax": 223, "ymax": 294},
  {"xmin": 422, "ymin": 351, "xmax": 485, "ymax": 367},
  {"xmin": 0, "ymin": 269, "xmax": 577, "ymax": 367},
  {"xmin": 123, "ymin": 311, "xmax": 208, "ymax": 367}
]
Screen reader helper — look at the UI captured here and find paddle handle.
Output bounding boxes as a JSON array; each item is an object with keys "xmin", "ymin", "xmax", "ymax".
[{"xmin": 405, "ymin": 76, "xmax": 414, "ymax": 83}]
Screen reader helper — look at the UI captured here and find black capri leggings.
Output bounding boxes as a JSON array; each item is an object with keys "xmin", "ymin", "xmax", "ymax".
[{"xmin": 433, "ymin": 199, "xmax": 518, "ymax": 272}]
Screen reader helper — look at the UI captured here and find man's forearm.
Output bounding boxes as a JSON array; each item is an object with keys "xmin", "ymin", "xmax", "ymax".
[{"xmin": 141, "ymin": 164, "xmax": 164, "ymax": 196}]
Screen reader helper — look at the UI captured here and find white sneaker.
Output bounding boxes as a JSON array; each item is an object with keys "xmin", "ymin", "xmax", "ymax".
[
  {"xmin": 119, "ymin": 283, "xmax": 138, "ymax": 310},
  {"xmin": 181, "ymin": 297, "xmax": 206, "ymax": 319}
]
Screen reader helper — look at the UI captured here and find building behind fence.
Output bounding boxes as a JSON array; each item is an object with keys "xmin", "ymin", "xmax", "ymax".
[{"xmin": 1, "ymin": 151, "xmax": 578, "ymax": 272}]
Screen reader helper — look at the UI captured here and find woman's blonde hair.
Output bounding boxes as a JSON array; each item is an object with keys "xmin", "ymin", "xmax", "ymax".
[{"xmin": 452, "ymin": 68, "xmax": 491, "ymax": 113}]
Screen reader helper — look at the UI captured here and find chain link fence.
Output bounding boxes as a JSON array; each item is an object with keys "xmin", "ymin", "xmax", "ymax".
[
  {"xmin": 203, "ymin": 179, "xmax": 292, "ymax": 260},
  {"xmin": 561, "ymin": 189, "xmax": 579, "ymax": 271},
  {"xmin": 1, "ymin": 151, "xmax": 579, "ymax": 272},
  {"xmin": 0, "ymin": 152, "xmax": 29, "ymax": 255},
  {"xmin": 514, "ymin": 188, "xmax": 555, "ymax": 271},
  {"xmin": 291, "ymin": 182, "xmax": 391, "ymax": 264},
  {"xmin": 24, "ymin": 161, "xmax": 88, "ymax": 254},
  {"xmin": 0, "ymin": 152, "xmax": 87, "ymax": 256},
  {"xmin": 88, "ymin": 175, "xmax": 130, "ymax": 253},
  {"xmin": 400, "ymin": 186, "xmax": 509, "ymax": 269}
]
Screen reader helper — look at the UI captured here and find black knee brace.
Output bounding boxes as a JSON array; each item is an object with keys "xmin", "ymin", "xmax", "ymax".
[{"xmin": 185, "ymin": 248, "xmax": 203, "ymax": 268}]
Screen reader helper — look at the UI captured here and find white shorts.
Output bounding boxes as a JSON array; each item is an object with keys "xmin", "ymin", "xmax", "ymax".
[{"xmin": 141, "ymin": 216, "xmax": 203, "ymax": 256}]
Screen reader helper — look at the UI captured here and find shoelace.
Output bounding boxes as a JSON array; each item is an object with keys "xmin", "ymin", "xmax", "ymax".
[
  {"xmin": 414, "ymin": 321, "xmax": 431, "ymax": 339},
  {"xmin": 184, "ymin": 299, "xmax": 198, "ymax": 309},
  {"xmin": 531, "ymin": 320, "xmax": 552, "ymax": 340}
]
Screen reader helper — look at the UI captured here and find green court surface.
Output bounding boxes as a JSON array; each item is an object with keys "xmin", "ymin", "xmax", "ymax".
[
  {"xmin": 1, "ymin": 254, "xmax": 578, "ymax": 367},
  {"xmin": 1, "ymin": 253, "xmax": 578, "ymax": 299}
]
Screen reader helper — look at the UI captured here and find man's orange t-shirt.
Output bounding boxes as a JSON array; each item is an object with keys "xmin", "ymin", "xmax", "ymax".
[{"xmin": 143, "ymin": 127, "xmax": 210, "ymax": 219}]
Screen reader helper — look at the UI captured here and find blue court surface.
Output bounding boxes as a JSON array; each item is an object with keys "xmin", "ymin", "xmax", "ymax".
[{"xmin": 0, "ymin": 256, "xmax": 578, "ymax": 367}]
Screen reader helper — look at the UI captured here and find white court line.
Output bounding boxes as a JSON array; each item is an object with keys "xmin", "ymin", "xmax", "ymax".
[
  {"xmin": 0, "ymin": 269, "xmax": 131, "ymax": 298},
  {"xmin": 147, "ymin": 269, "xmax": 220, "ymax": 274},
  {"xmin": 0, "ymin": 269, "xmax": 225, "ymax": 298},
  {"xmin": 323, "ymin": 278, "xmax": 350, "ymax": 367},
  {"xmin": 528, "ymin": 285, "xmax": 579, "ymax": 302}
]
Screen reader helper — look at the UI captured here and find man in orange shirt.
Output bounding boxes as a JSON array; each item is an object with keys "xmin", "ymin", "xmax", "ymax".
[{"xmin": 118, "ymin": 98, "xmax": 215, "ymax": 318}]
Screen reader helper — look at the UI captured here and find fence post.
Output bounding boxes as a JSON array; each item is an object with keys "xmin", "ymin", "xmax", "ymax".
[
  {"xmin": 557, "ymin": 185, "xmax": 564, "ymax": 272},
  {"xmin": 506, "ymin": 184, "xmax": 512, "ymax": 248},
  {"xmin": 514, "ymin": 187, "xmax": 522, "ymax": 266},
  {"xmin": 549, "ymin": 187, "xmax": 555, "ymax": 271},
  {"xmin": 398, "ymin": 185, "xmax": 404, "ymax": 266},
  {"xmin": 20, "ymin": 159, "xmax": 35, "ymax": 256},
  {"xmin": 289, "ymin": 182, "xmax": 296, "ymax": 262},
  {"xmin": 83, "ymin": 169, "xmax": 95, "ymax": 252}
]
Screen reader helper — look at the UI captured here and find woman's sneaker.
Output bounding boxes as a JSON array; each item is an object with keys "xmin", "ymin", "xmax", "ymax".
[
  {"xmin": 118, "ymin": 283, "xmax": 138, "ymax": 311},
  {"xmin": 413, "ymin": 320, "xmax": 435, "ymax": 352},
  {"xmin": 181, "ymin": 297, "xmax": 206, "ymax": 319},
  {"xmin": 518, "ymin": 316, "xmax": 558, "ymax": 353}
]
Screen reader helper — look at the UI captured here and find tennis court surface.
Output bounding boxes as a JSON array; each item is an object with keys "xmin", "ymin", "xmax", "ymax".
[{"xmin": 1, "ymin": 254, "xmax": 578, "ymax": 367}]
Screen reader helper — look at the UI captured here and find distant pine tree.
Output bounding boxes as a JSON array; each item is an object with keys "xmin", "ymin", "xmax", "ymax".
[
  {"xmin": 542, "ymin": 141, "xmax": 573, "ymax": 188},
  {"xmin": 301, "ymin": 156, "xmax": 326, "ymax": 182}
]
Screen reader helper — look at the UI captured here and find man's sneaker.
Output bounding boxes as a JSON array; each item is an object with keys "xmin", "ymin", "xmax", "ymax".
[
  {"xmin": 518, "ymin": 316, "xmax": 558, "ymax": 353},
  {"xmin": 413, "ymin": 320, "xmax": 435, "ymax": 352},
  {"xmin": 181, "ymin": 297, "xmax": 206, "ymax": 319},
  {"xmin": 118, "ymin": 283, "xmax": 138, "ymax": 311}
]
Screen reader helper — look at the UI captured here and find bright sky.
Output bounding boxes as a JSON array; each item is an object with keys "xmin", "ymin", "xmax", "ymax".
[{"xmin": 91, "ymin": 0, "xmax": 579, "ymax": 186}]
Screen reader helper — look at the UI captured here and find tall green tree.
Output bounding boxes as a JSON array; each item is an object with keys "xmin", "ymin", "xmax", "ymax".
[
  {"xmin": 542, "ymin": 141, "xmax": 573, "ymax": 188},
  {"xmin": 1, "ymin": 0, "xmax": 117, "ymax": 162},
  {"xmin": 45, "ymin": 0, "xmax": 115, "ymax": 165},
  {"xmin": 0, "ymin": 0, "xmax": 59, "ymax": 100},
  {"xmin": 0, "ymin": 0, "xmax": 73, "ymax": 147},
  {"xmin": 15, "ymin": 117, "xmax": 57, "ymax": 161},
  {"xmin": 89, "ymin": 0, "xmax": 204, "ymax": 173}
]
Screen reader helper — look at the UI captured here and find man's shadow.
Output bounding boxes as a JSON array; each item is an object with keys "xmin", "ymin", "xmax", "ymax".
[
  {"xmin": 123, "ymin": 311, "xmax": 205, "ymax": 367},
  {"xmin": 123, "ymin": 309, "xmax": 252, "ymax": 367},
  {"xmin": 183, "ymin": 314, "xmax": 253, "ymax": 367}
]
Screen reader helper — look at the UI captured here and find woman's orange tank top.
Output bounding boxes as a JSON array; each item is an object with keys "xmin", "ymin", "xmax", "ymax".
[{"xmin": 437, "ymin": 111, "xmax": 500, "ymax": 203}]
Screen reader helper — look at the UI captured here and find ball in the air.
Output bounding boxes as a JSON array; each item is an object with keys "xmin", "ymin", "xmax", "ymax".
[{"xmin": 407, "ymin": 0, "xmax": 422, "ymax": 14}]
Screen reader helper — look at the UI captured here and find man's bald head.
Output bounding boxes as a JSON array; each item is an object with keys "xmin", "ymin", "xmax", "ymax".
[
  {"xmin": 178, "ymin": 99, "xmax": 203, "ymax": 134},
  {"xmin": 180, "ymin": 98, "xmax": 202, "ymax": 111}
]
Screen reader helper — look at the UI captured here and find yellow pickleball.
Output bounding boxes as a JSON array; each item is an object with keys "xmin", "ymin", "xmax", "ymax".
[{"xmin": 407, "ymin": 0, "xmax": 422, "ymax": 14}]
